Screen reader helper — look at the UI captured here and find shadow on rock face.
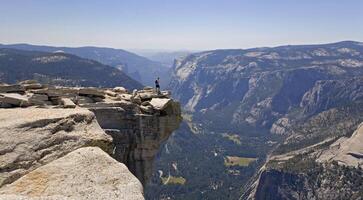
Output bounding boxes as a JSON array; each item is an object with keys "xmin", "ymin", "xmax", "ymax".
[{"xmin": 90, "ymin": 99, "xmax": 182, "ymax": 185}]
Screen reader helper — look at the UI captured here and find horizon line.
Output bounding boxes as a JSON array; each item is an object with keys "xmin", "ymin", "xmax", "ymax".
[{"xmin": 0, "ymin": 40, "xmax": 362, "ymax": 53}]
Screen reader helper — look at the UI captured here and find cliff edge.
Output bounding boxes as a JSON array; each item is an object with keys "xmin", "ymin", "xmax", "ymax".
[{"xmin": 0, "ymin": 81, "xmax": 182, "ymax": 200}]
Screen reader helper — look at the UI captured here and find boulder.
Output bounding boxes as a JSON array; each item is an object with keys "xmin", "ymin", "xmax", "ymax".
[
  {"xmin": 113, "ymin": 86, "xmax": 127, "ymax": 93},
  {"xmin": 105, "ymin": 90, "xmax": 117, "ymax": 97},
  {"xmin": 0, "ymin": 93, "xmax": 30, "ymax": 107},
  {"xmin": 0, "ymin": 147, "xmax": 144, "ymax": 200},
  {"xmin": 60, "ymin": 98, "xmax": 76, "ymax": 108},
  {"xmin": 79, "ymin": 88, "xmax": 105, "ymax": 97},
  {"xmin": 0, "ymin": 85, "xmax": 25, "ymax": 93},
  {"xmin": 149, "ymin": 98, "xmax": 172, "ymax": 110},
  {"xmin": 0, "ymin": 108, "xmax": 112, "ymax": 186}
]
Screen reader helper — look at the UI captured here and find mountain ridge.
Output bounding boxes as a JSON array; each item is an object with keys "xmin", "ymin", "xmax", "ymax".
[
  {"xmin": 0, "ymin": 48, "xmax": 143, "ymax": 89},
  {"xmin": 0, "ymin": 43, "xmax": 170, "ymax": 86}
]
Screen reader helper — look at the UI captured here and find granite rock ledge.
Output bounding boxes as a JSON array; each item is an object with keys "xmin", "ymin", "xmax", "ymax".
[{"xmin": 0, "ymin": 80, "xmax": 182, "ymax": 200}]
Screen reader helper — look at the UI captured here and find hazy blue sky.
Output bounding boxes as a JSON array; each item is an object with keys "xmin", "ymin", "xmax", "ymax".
[{"xmin": 1, "ymin": 0, "xmax": 362, "ymax": 50}]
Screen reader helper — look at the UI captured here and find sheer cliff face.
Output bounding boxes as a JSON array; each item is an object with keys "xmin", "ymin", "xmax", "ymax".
[
  {"xmin": 170, "ymin": 41, "xmax": 363, "ymax": 132},
  {"xmin": 90, "ymin": 101, "xmax": 181, "ymax": 184}
]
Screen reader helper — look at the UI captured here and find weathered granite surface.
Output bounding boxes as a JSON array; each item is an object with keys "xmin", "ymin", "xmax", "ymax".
[
  {"xmin": 0, "ymin": 147, "xmax": 144, "ymax": 200},
  {"xmin": 318, "ymin": 123, "xmax": 363, "ymax": 167},
  {"xmin": 0, "ymin": 108, "xmax": 112, "ymax": 187},
  {"xmin": 0, "ymin": 81, "xmax": 182, "ymax": 199}
]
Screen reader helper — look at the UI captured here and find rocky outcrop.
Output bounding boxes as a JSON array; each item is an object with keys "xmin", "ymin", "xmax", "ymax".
[
  {"xmin": 0, "ymin": 147, "xmax": 144, "ymax": 200},
  {"xmin": 0, "ymin": 81, "xmax": 182, "ymax": 199},
  {"xmin": 318, "ymin": 123, "xmax": 363, "ymax": 167}
]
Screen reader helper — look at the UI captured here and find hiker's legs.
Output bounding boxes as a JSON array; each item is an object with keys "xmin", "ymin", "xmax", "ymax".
[{"xmin": 156, "ymin": 86, "xmax": 160, "ymax": 94}]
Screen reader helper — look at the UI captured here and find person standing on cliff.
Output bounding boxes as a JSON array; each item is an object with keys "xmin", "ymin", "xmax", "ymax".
[{"xmin": 155, "ymin": 77, "xmax": 161, "ymax": 94}]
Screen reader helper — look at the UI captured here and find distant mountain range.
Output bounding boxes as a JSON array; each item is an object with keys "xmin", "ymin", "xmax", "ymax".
[
  {"xmin": 132, "ymin": 50, "xmax": 192, "ymax": 67},
  {"xmin": 0, "ymin": 48, "xmax": 143, "ymax": 89},
  {"xmin": 0, "ymin": 43, "xmax": 170, "ymax": 86},
  {"xmin": 146, "ymin": 41, "xmax": 363, "ymax": 199},
  {"xmin": 170, "ymin": 40, "xmax": 363, "ymax": 132}
]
